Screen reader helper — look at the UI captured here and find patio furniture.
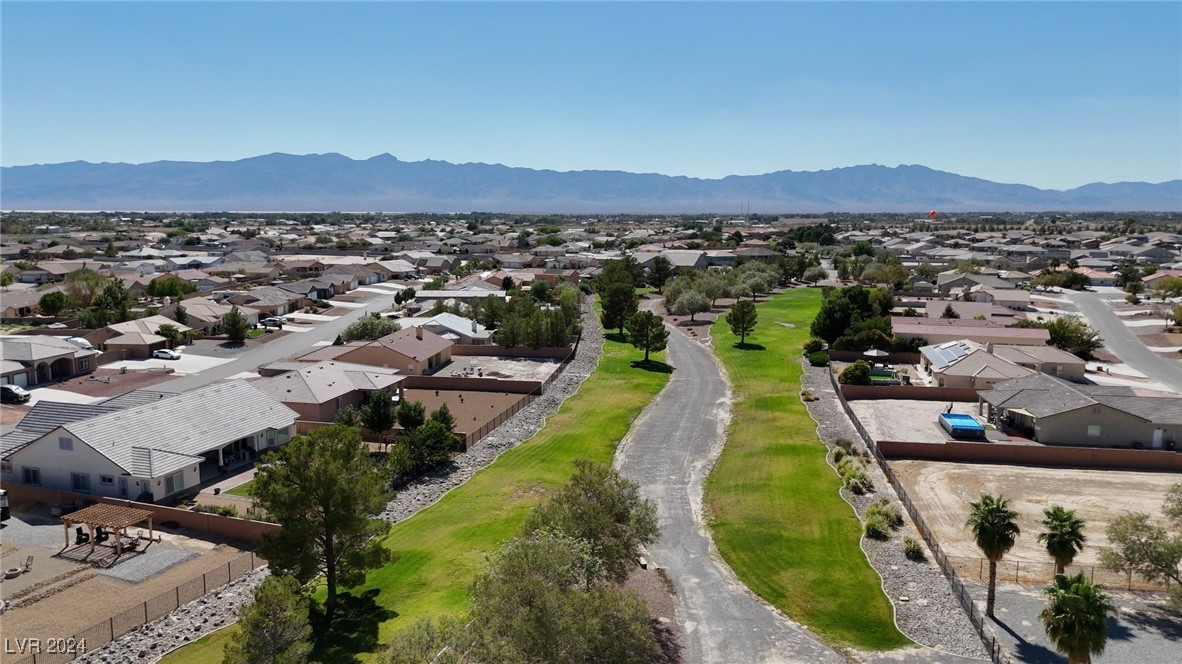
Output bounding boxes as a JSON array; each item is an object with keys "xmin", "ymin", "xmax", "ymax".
[
  {"xmin": 60, "ymin": 503, "xmax": 155, "ymax": 557},
  {"xmin": 22, "ymin": 555, "xmax": 33, "ymax": 573},
  {"xmin": 94, "ymin": 527, "xmax": 110, "ymax": 544},
  {"xmin": 74, "ymin": 526, "xmax": 90, "ymax": 545}
]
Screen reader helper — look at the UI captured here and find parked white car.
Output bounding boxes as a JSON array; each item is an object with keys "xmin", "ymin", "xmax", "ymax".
[{"xmin": 152, "ymin": 349, "xmax": 181, "ymax": 360}]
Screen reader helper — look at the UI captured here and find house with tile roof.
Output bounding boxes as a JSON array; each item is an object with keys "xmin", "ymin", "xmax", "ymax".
[
  {"xmin": 253, "ymin": 360, "xmax": 405, "ymax": 421},
  {"xmin": 0, "ymin": 335, "xmax": 100, "ymax": 385},
  {"xmin": 0, "ymin": 381, "xmax": 298, "ymax": 502},
  {"xmin": 296, "ymin": 327, "xmax": 454, "ymax": 375}
]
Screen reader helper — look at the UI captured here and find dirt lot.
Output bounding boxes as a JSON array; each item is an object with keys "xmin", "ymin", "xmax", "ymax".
[
  {"xmin": 45, "ymin": 368, "xmax": 177, "ymax": 399},
  {"xmin": 850, "ymin": 399, "xmax": 981, "ymax": 443},
  {"xmin": 890, "ymin": 460, "xmax": 1181, "ymax": 565},
  {"xmin": 401, "ymin": 388, "xmax": 527, "ymax": 439}
]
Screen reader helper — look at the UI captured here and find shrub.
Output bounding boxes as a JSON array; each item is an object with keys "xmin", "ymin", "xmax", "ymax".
[
  {"xmin": 195, "ymin": 504, "xmax": 237, "ymax": 517},
  {"xmin": 836, "ymin": 455, "xmax": 863, "ymax": 477},
  {"xmin": 802, "ymin": 338, "xmax": 826, "ymax": 355},
  {"xmin": 831, "ymin": 447, "xmax": 848, "ymax": 464},
  {"xmin": 838, "ymin": 360, "xmax": 872, "ymax": 385},
  {"xmin": 866, "ymin": 498, "xmax": 903, "ymax": 528},
  {"xmin": 807, "ymin": 351, "xmax": 830, "ymax": 367},
  {"xmin": 801, "ymin": 389, "xmax": 818, "ymax": 402},
  {"xmin": 902, "ymin": 536, "xmax": 925, "ymax": 560},
  {"xmin": 835, "ymin": 438, "xmax": 856, "ymax": 454},
  {"xmin": 845, "ymin": 473, "xmax": 874, "ymax": 495},
  {"xmin": 864, "ymin": 514, "xmax": 890, "ymax": 540}
]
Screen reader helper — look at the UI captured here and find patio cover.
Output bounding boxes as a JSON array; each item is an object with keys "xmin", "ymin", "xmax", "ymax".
[{"xmin": 61, "ymin": 503, "xmax": 155, "ymax": 556}]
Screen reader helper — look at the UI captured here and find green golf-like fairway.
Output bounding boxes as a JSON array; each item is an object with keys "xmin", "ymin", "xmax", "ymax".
[
  {"xmin": 162, "ymin": 328, "xmax": 670, "ymax": 663},
  {"xmin": 705, "ymin": 288, "xmax": 910, "ymax": 650}
]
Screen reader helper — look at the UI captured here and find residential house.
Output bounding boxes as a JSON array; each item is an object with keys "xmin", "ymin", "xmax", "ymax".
[
  {"xmin": 892, "ymin": 317, "xmax": 1050, "ymax": 346},
  {"xmin": 0, "ymin": 381, "xmax": 298, "ymax": 502},
  {"xmin": 919, "ymin": 340, "xmax": 1036, "ymax": 389},
  {"xmin": 229, "ymin": 286, "xmax": 303, "ymax": 316},
  {"xmin": 395, "ymin": 313, "xmax": 493, "ymax": 345},
  {"xmin": 173, "ymin": 296, "xmax": 261, "ymax": 332},
  {"xmin": 298, "ymin": 327, "xmax": 454, "ymax": 376},
  {"xmin": 0, "ymin": 336, "xmax": 100, "ymax": 385},
  {"xmin": 975, "ymin": 288, "xmax": 1031, "ymax": 310},
  {"xmin": 253, "ymin": 361, "xmax": 405, "ymax": 422}
]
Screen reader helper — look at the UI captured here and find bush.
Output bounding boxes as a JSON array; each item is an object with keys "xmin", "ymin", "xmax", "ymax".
[
  {"xmin": 195, "ymin": 504, "xmax": 237, "ymax": 517},
  {"xmin": 864, "ymin": 514, "xmax": 890, "ymax": 540},
  {"xmin": 902, "ymin": 536, "xmax": 925, "ymax": 560},
  {"xmin": 836, "ymin": 455, "xmax": 863, "ymax": 477},
  {"xmin": 866, "ymin": 498, "xmax": 903, "ymax": 528},
  {"xmin": 802, "ymin": 338, "xmax": 826, "ymax": 355},
  {"xmin": 845, "ymin": 473, "xmax": 874, "ymax": 495},
  {"xmin": 807, "ymin": 351, "xmax": 830, "ymax": 367},
  {"xmin": 838, "ymin": 360, "xmax": 872, "ymax": 385},
  {"xmin": 835, "ymin": 438, "xmax": 856, "ymax": 454},
  {"xmin": 831, "ymin": 447, "xmax": 848, "ymax": 464},
  {"xmin": 801, "ymin": 389, "xmax": 818, "ymax": 402}
]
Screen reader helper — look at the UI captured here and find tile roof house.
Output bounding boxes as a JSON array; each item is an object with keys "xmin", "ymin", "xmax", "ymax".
[
  {"xmin": 296, "ymin": 327, "xmax": 454, "ymax": 376},
  {"xmin": 253, "ymin": 360, "xmax": 405, "ymax": 422},
  {"xmin": 892, "ymin": 317, "xmax": 1051, "ymax": 347},
  {"xmin": 979, "ymin": 374, "xmax": 1182, "ymax": 449},
  {"xmin": 0, "ymin": 335, "xmax": 100, "ymax": 385},
  {"xmin": 1, "ymin": 381, "xmax": 298, "ymax": 502},
  {"xmin": 919, "ymin": 340, "xmax": 1036, "ymax": 389}
]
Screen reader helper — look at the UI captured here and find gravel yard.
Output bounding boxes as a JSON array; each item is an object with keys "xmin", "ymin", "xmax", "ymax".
[{"xmin": 849, "ymin": 399, "xmax": 981, "ymax": 443}]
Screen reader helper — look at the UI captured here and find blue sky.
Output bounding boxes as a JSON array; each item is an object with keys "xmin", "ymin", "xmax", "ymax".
[{"xmin": 2, "ymin": 1, "xmax": 1180, "ymax": 189}]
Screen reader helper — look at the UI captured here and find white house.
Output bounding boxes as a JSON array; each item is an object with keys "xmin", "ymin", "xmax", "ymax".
[{"xmin": 0, "ymin": 381, "xmax": 297, "ymax": 503}]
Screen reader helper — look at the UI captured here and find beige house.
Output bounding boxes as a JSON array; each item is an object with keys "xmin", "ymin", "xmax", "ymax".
[
  {"xmin": 253, "ymin": 361, "xmax": 405, "ymax": 422},
  {"xmin": 991, "ymin": 345, "xmax": 1086, "ymax": 382},
  {"xmin": 893, "ymin": 317, "xmax": 1050, "ymax": 346},
  {"xmin": 0, "ymin": 336, "xmax": 100, "ymax": 385},
  {"xmin": 979, "ymin": 374, "xmax": 1182, "ymax": 450},
  {"xmin": 298, "ymin": 327, "xmax": 454, "ymax": 376},
  {"xmin": 919, "ymin": 341, "xmax": 1035, "ymax": 389}
]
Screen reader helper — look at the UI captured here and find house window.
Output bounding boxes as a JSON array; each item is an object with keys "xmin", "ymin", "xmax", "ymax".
[
  {"xmin": 1087, "ymin": 425, "xmax": 1102, "ymax": 437},
  {"xmin": 1054, "ymin": 365, "xmax": 1062, "ymax": 377},
  {"xmin": 22, "ymin": 467, "xmax": 40, "ymax": 485},
  {"xmin": 71, "ymin": 473, "xmax": 91, "ymax": 493},
  {"xmin": 79, "ymin": 358, "xmax": 90, "ymax": 371},
  {"xmin": 59, "ymin": 436, "xmax": 74, "ymax": 451},
  {"xmin": 1, "ymin": 461, "xmax": 11, "ymax": 474},
  {"xmin": 100, "ymin": 474, "xmax": 115, "ymax": 486},
  {"xmin": 164, "ymin": 471, "xmax": 184, "ymax": 495}
]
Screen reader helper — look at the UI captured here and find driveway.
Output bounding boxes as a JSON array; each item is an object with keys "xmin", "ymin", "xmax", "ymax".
[
  {"xmin": 100, "ymin": 353, "xmax": 236, "ymax": 376},
  {"xmin": 1068, "ymin": 291, "xmax": 1182, "ymax": 393},
  {"xmin": 615, "ymin": 329, "xmax": 843, "ymax": 663}
]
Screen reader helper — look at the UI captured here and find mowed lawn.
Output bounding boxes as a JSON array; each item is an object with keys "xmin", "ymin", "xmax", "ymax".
[
  {"xmin": 163, "ymin": 330, "xmax": 670, "ymax": 663},
  {"xmin": 705, "ymin": 288, "xmax": 910, "ymax": 650}
]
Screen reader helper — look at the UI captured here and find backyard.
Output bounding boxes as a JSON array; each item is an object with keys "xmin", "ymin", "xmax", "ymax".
[
  {"xmin": 162, "ymin": 326, "xmax": 671, "ymax": 663},
  {"xmin": 704, "ymin": 288, "xmax": 911, "ymax": 650}
]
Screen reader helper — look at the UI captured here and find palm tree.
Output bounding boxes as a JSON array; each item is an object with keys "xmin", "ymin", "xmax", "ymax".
[
  {"xmin": 1041, "ymin": 573, "xmax": 1117, "ymax": 664},
  {"xmin": 1038, "ymin": 506, "xmax": 1087, "ymax": 575},
  {"xmin": 966, "ymin": 493, "xmax": 1021, "ymax": 617}
]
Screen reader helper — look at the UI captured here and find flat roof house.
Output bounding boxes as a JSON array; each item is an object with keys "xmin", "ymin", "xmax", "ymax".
[{"xmin": 1, "ymin": 381, "xmax": 298, "ymax": 503}]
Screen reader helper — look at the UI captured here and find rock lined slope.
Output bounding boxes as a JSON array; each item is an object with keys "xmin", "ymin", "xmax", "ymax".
[{"xmin": 3, "ymin": 153, "xmax": 1179, "ymax": 212}]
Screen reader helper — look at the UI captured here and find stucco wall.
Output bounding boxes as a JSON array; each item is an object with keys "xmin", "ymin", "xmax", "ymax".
[{"xmin": 1035, "ymin": 405, "xmax": 1182, "ymax": 448}]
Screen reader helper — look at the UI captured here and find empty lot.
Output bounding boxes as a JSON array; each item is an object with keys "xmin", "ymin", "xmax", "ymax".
[
  {"xmin": 849, "ymin": 399, "xmax": 980, "ymax": 443},
  {"xmin": 890, "ymin": 460, "xmax": 1181, "ymax": 565}
]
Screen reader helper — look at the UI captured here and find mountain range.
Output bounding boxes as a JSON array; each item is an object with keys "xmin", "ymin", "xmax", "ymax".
[{"xmin": 2, "ymin": 153, "xmax": 1179, "ymax": 213}]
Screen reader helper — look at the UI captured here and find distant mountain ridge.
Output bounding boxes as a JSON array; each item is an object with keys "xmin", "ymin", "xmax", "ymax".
[{"xmin": 2, "ymin": 153, "xmax": 1179, "ymax": 212}]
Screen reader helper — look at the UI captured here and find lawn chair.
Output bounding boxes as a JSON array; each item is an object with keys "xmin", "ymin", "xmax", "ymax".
[
  {"xmin": 22, "ymin": 555, "xmax": 33, "ymax": 573},
  {"xmin": 74, "ymin": 526, "xmax": 90, "ymax": 545},
  {"xmin": 94, "ymin": 526, "xmax": 110, "ymax": 544}
]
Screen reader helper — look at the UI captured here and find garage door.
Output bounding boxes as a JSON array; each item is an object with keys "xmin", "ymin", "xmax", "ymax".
[{"xmin": 12, "ymin": 373, "xmax": 28, "ymax": 388}]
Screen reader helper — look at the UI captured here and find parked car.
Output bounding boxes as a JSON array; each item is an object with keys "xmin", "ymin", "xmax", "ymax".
[
  {"xmin": 260, "ymin": 317, "xmax": 285, "ymax": 328},
  {"xmin": 152, "ymin": 349, "xmax": 181, "ymax": 360},
  {"xmin": 0, "ymin": 385, "xmax": 31, "ymax": 404}
]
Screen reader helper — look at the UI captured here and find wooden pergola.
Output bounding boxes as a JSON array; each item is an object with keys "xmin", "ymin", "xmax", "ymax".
[{"xmin": 61, "ymin": 504, "xmax": 154, "ymax": 557}]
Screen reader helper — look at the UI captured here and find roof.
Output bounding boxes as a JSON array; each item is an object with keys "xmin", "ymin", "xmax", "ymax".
[
  {"xmin": 991, "ymin": 345, "xmax": 1083, "ymax": 366},
  {"xmin": 105, "ymin": 332, "xmax": 167, "ymax": 346},
  {"xmin": 107, "ymin": 315, "xmax": 193, "ymax": 336},
  {"xmin": 253, "ymin": 361, "xmax": 404, "ymax": 405},
  {"xmin": 0, "ymin": 335, "xmax": 98, "ymax": 362},
  {"xmin": 62, "ymin": 503, "xmax": 154, "ymax": 529},
  {"xmin": 937, "ymin": 350, "xmax": 1034, "ymax": 380},
  {"xmin": 373, "ymin": 327, "xmax": 454, "ymax": 361},
  {"xmin": 101, "ymin": 389, "xmax": 180, "ymax": 409},
  {"xmin": 1, "ymin": 400, "xmax": 123, "ymax": 459},
  {"xmin": 60, "ymin": 380, "xmax": 298, "ymax": 477},
  {"xmin": 981, "ymin": 373, "xmax": 1182, "ymax": 424},
  {"xmin": 396, "ymin": 313, "xmax": 491, "ymax": 341},
  {"xmin": 891, "ymin": 317, "xmax": 1051, "ymax": 341}
]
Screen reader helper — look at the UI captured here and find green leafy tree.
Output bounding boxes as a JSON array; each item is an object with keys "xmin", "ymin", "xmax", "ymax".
[
  {"xmin": 38, "ymin": 291, "xmax": 68, "ymax": 316},
  {"xmin": 173, "ymin": 303, "xmax": 188, "ymax": 326},
  {"xmin": 1046, "ymin": 317, "xmax": 1103, "ymax": 358},
  {"xmin": 156, "ymin": 324, "xmax": 182, "ymax": 348},
  {"xmin": 966, "ymin": 494, "xmax": 1021, "ymax": 617},
  {"xmin": 726, "ymin": 299, "xmax": 758, "ymax": 345},
  {"xmin": 1039, "ymin": 506, "xmax": 1088, "ymax": 575},
  {"xmin": 429, "ymin": 403, "xmax": 456, "ymax": 432},
  {"xmin": 63, "ymin": 268, "xmax": 105, "ymax": 310},
  {"xmin": 223, "ymin": 574, "xmax": 312, "ymax": 664},
  {"xmin": 624, "ymin": 310, "xmax": 668, "ymax": 362},
  {"xmin": 838, "ymin": 359, "xmax": 872, "ymax": 385},
  {"xmin": 671, "ymin": 290, "xmax": 710, "ymax": 322},
  {"xmin": 405, "ymin": 420, "xmax": 462, "ymax": 475},
  {"xmin": 96, "ymin": 278, "xmax": 133, "ymax": 323},
  {"xmin": 395, "ymin": 400, "xmax": 426, "ymax": 433},
  {"xmin": 253, "ymin": 424, "xmax": 394, "ymax": 619},
  {"xmin": 222, "ymin": 305, "xmax": 250, "ymax": 343},
  {"xmin": 334, "ymin": 404, "xmax": 362, "ymax": 427},
  {"xmin": 523, "ymin": 460, "xmax": 659, "ymax": 583},
  {"xmin": 340, "ymin": 313, "xmax": 400, "ymax": 342},
  {"xmin": 529, "ymin": 279, "xmax": 552, "ymax": 303},
  {"xmin": 146, "ymin": 274, "xmax": 197, "ymax": 298},
  {"xmin": 601, "ymin": 282, "xmax": 638, "ymax": 336},
  {"xmin": 941, "ymin": 304, "xmax": 961, "ymax": 319},
  {"xmin": 104, "ymin": 241, "xmax": 117, "ymax": 258},
  {"xmin": 361, "ymin": 391, "xmax": 397, "ymax": 447},
  {"xmin": 646, "ymin": 256, "xmax": 673, "ymax": 294},
  {"xmin": 802, "ymin": 266, "xmax": 827, "ymax": 286},
  {"xmin": 501, "ymin": 275, "xmax": 515, "ymax": 291},
  {"xmin": 1100, "ymin": 483, "xmax": 1182, "ymax": 609},
  {"xmin": 0, "ymin": 272, "xmax": 13, "ymax": 290},
  {"xmin": 1040, "ymin": 573, "xmax": 1117, "ymax": 664}
]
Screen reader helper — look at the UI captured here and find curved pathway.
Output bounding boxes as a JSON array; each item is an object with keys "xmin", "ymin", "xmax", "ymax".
[
  {"xmin": 615, "ymin": 327, "xmax": 844, "ymax": 664},
  {"xmin": 1069, "ymin": 291, "xmax": 1182, "ymax": 392}
]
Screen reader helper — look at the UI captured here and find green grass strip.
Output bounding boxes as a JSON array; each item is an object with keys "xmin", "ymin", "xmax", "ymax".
[
  {"xmin": 163, "ymin": 329, "xmax": 670, "ymax": 663},
  {"xmin": 705, "ymin": 289, "xmax": 911, "ymax": 650}
]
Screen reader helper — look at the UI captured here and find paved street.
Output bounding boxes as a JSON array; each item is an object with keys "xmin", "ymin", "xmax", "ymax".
[
  {"xmin": 615, "ymin": 329, "xmax": 844, "ymax": 664},
  {"xmin": 1068, "ymin": 291, "xmax": 1182, "ymax": 393}
]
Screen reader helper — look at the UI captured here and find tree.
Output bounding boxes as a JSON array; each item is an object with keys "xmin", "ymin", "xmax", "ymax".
[
  {"xmin": 838, "ymin": 359, "xmax": 872, "ymax": 385},
  {"xmin": 1046, "ymin": 317, "xmax": 1103, "ymax": 357},
  {"xmin": 523, "ymin": 460, "xmax": 659, "ymax": 583},
  {"xmin": 726, "ymin": 299, "xmax": 758, "ymax": 345},
  {"xmin": 802, "ymin": 266, "xmax": 827, "ymax": 286},
  {"xmin": 671, "ymin": 290, "xmax": 710, "ymax": 322},
  {"xmin": 966, "ymin": 494, "xmax": 1021, "ymax": 617},
  {"xmin": 93, "ymin": 279, "xmax": 133, "ymax": 323},
  {"xmin": 173, "ymin": 303, "xmax": 188, "ymax": 326},
  {"xmin": 0, "ymin": 272, "xmax": 12, "ymax": 290},
  {"xmin": 646, "ymin": 256, "xmax": 673, "ymax": 294},
  {"xmin": 146, "ymin": 274, "xmax": 197, "ymax": 298},
  {"xmin": 395, "ymin": 400, "xmax": 426, "ymax": 433},
  {"xmin": 340, "ymin": 314, "xmax": 399, "ymax": 342},
  {"xmin": 38, "ymin": 291, "xmax": 68, "ymax": 316},
  {"xmin": 1039, "ymin": 506, "xmax": 1088, "ymax": 575},
  {"xmin": 1174, "ymin": 304, "xmax": 1182, "ymax": 327},
  {"xmin": 361, "ymin": 391, "xmax": 397, "ymax": 447},
  {"xmin": 601, "ymin": 282, "xmax": 638, "ymax": 336},
  {"xmin": 253, "ymin": 424, "xmax": 394, "ymax": 620},
  {"xmin": 223, "ymin": 305, "xmax": 250, "ymax": 343},
  {"xmin": 223, "ymin": 574, "xmax": 312, "ymax": 664},
  {"xmin": 941, "ymin": 304, "xmax": 961, "ymax": 319},
  {"xmin": 501, "ymin": 275, "xmax": 515, "ymax": 291},
  {"xmin": 529, "ymin": 279, "xmax": 551, "ymax": 303},
  {"xmin": 104, "ymin": 241, "xmax": 117, "ymax": 258},
  {"xmin": 404, "ymin": 420, "xmax": 462, "ymax": 474},
  {"xmin": 63, "ymin": 268, "xmax": 105, "ymax": 310},
  {"xmin": 624, "ymin": 311, "xmax": 668, "ymax": 362},
  {"xmin": 429, "ymin": 403, "xmax": 456, "ymax": 432},
  {"xmin": 1040, "ymin": 573, "xmax": 1117, "ymax": 664},
  {"xmin": 156, "ymin": 324, "xmax": 182, "ymax": 348},
  {"xmin": 1100, "ymin": 483, "xmax": 1182, "ymax": 609}
]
